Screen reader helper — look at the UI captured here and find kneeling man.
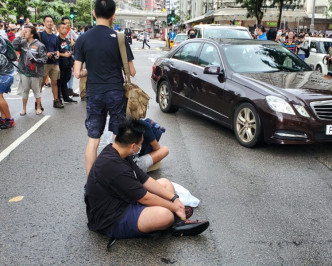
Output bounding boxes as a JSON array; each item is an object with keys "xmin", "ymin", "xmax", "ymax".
[{"xmin": 85, "ymin": 118, "xmax": 209, "ymax": 239}]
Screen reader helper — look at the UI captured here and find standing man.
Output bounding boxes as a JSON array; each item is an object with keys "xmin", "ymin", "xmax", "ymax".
[
  {"xmin": 40, "ymin": 15, "xmax": 64, "ymax": 108},
  {"xmin": 256, "ymin": 25, "xmax": 267, "ymax": 40},
  {"xmin": 74, "ymin": 0, "xmax": 136, "ymax": 175},
  {"xmin": 61, "ymin": 16, "xmax": 79, "ymax": 97},
  {"xmin": 57, "ymin": 22, "xmax": 77, "ymax": 103},
  {"xmin": 142, "ymin": 29, "xmax": 150, "ymax": 49}
]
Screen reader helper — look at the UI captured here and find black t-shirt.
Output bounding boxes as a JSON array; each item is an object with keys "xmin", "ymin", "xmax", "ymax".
[
  {"xmin": 85, "ymin": 144, "xmax": 149, "ymax": 234},
  {"xmin": 58, "ymin": 36, "xmax": 73, "ymax": 69},
  {"xmin": 74, "ymin": 25, "xmax": 134, "ymax": 97},
  {"xmin": 40, "ymin": 31, "xmax": 59, "ymax": 65}
]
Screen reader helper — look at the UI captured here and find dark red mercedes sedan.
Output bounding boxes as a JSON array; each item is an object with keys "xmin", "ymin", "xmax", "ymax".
[{"xmin": 151, "ymin": 38, "xmax": 332, "ymax": 147}]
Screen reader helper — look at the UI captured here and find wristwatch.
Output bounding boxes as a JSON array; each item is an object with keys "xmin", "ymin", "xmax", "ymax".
[{"xmin": 171, "ymin": 194, "xmax": 179, "ymax": 202}]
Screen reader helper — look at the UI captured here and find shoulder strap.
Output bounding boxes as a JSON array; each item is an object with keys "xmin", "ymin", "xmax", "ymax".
[{"xmin": 117, "ymin": 32, "xmax": 131, "ymax": 83}]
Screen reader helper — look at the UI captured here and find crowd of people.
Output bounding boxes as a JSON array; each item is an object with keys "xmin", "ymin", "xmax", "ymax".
[
  {"xmin": 254, "ymin": 24, "xmax": 332, "ymax": 64},
  {"xmin": 0, "ymin": 15, "xmax": 89, "ymax": 129}
]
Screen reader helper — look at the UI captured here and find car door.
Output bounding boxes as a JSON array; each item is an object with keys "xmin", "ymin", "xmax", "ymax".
[
  {"xmin": 190, "ymin": 43, "xmax": 228, "ymax": 123},
  {"xmin": 166, "ymin": 42, "xmax": 202, "ymax": 107}
]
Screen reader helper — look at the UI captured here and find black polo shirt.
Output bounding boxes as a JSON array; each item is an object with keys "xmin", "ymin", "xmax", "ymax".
[
  {"xmin": 85, "ymin": 144, "xmax": 149, "ymax": 235},
  {"xmin": 74, "ymin": 25, "xmax": 134, "ymax": 97}
]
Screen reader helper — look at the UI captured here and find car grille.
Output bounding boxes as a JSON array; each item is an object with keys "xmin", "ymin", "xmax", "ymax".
[{"xmin": 310, "ymin": 100, "xmax": 332, "ymax": 121}]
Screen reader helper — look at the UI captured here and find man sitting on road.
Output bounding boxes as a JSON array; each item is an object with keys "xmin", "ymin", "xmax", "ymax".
[{"xmin": 85, "ymin": 118, "xmax": 209, "ymax": 239}]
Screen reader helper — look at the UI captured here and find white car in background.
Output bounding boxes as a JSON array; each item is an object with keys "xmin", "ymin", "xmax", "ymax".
[
  {"xmin": 193, "ymin": 24, "xmax": 252, "ymax": 40},
  {"xmin": 305, "ymin": 37, "xmax": 332, "ymax": 75}
]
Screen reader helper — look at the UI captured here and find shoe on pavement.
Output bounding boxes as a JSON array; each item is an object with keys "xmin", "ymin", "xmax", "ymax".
[
  {"xmin": 35, "ymin": 102, "xmax": 44, "ymax": 111},
  {"xmin": 171, "ymin": 220, "xmax": 209, "ymax": 237},
  {"xmin": 63, "ymin": 98, "xmax": 78, "ymax": 103},
  {"xmin": 53, "ymin": 99, "xmax": 64, "ymax": 108},
  {"xmin": 0, "ymin": 118, "xmax": 16, "ymax": 129}
]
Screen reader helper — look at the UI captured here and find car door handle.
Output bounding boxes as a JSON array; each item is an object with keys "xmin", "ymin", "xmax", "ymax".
[{"xmin": 192, "ymin": 72, "xmax": 198, "ymax": 78}]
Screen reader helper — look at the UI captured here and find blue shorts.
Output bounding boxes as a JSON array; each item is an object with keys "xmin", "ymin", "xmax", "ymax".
[
  {"xmin": 107, "ymin": 204, "xmax": 148, "ymax": 239},
  {"xmin": 85, "ymin": 90, "xmax": 126, "ymax": 138},
  {"xmin": 0, "ymin": 74, "xmax": 13, "ymax": 94}
]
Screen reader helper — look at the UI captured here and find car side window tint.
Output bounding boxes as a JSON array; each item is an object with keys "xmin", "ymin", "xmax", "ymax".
[
  {"xmin": 196, "ymin": 29, "xmax": 202, "ymax": 38},
  {"xmin": 310, "ymin": 41, "xmax": 316, "ymax": 49},
  {"xmin": 173, "ymin": 47, "xmax": 183, "ymax": 60},
  {"xmin": 198, "ymin": 44, "xmax": 221, "ymax": 67},
  {"xmin": 179, "ymin": 43, "xmax": 201, "ymax": 63}
]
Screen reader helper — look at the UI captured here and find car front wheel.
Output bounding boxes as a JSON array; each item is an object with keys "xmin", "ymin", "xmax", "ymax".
[
  {"xmin": 157, "ymin": 81, "xmax": 178, "ymax": 113},
  {"xmin": 233, "ymin": 103, "xmax": 262, "ymax": 148}
]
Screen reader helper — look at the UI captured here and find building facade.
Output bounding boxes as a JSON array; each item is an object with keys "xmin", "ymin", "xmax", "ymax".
[{"xmin": 181, "ymin": 0, "xmax": 332, "ymax": 32}]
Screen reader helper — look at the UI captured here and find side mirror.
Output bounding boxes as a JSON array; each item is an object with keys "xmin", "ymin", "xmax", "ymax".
[
  {"xmin": 310, "ymin": 48, "xmax": 317, "ymax": 53},
  {"xmin": 203, "ymin": 65, "xmax": 224, "ymax": 75}
]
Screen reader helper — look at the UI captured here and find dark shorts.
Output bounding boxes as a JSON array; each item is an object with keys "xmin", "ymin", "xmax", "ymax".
[
  {"xmin": 85, "ymin": 90, "xmax": 126, "ymax": 138},
  {"xmin": 107, "ymin": 204, "xmax": 148, "ymax": 239}
]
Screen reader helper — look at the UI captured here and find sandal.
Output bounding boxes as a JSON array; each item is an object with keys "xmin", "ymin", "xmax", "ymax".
[
  {"xmin": 36, "ymin": 110, "xmax": 42, "ymax": 115},
  {"xmin": 20, "ymin": 111, "xmax": 26, "ymax": 116}
]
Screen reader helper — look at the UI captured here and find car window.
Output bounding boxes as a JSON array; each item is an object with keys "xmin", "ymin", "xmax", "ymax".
[
  {"xmin": 172, "ymin": 43, "xmax": 201, "ymax": 63},
  {"xmin": 204, "ymin": 28, "xmax": 251, "ymax": 40},
  {"xmin": 316, "ymin": 41, "xmax": 332, "ymax": 54},
  {"xmin": 173, "ymin": 47, "xmax": 183, "ymax": 60},
  {"xmin": 310, "ymin": 41, "xmax": 316, "ymax": 49},
  {"xmin": 198, "ymin": 44, "xmax": 222, "ymax": 67},
  {"xmin": 196, "ymin": 28, "xmax": 202, "ymax": 38},
  {"xmin": 174, "ymin": 35, "xmax": 188, "ymax": 42},
  {"xmin": 223, "ymin": 44, "xmax": 312, "ymax": 73}
]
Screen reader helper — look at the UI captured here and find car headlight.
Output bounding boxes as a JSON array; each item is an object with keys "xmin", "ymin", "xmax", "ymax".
[
  {"xmin": 293, "ymin": 104, "xmax": 310, "ymax": 117},
  {"xmin": 266, "ymin": 95, "xmax": 295, "ymax": 115}
]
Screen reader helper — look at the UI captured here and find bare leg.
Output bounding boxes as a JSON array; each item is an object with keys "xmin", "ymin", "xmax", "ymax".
[
  {"xmin": 51, "ymin": 80, "xmax": 59, "ymax": 100},
  {"xmin": 21, "ymin": 98, "xmax": 28, "ymax": 115},
  {"xmin": 85, "ymin": 137, "xmax": 101, "ymax": 176},
  {"xmin": 149, "ymin": 146, "xmax": 169, "ymax": 164},
  {"xmin": 137, "ymin": 206, "xmax": 174, "ymax": 233},
  {"xmin": 0, "ymin": 94, "xmax": 12, "ymax": 118},
  {"xmin": 36, "ymin": 97, "xmax": 42, "ymax": 114},
  {"xmin": 156, "ymin": 177, "xmax": 175, "ymax": 193}
]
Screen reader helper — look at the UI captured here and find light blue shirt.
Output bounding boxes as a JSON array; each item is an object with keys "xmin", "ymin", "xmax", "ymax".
[{"xmin": 258, "ymin": 33, "xmax": 267, "ymax": 40}]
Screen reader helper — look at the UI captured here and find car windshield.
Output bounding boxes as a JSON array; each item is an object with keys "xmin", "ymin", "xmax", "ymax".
[
  {"xmin": 223, "ymin": 44, "xmax": 312, "ymax": 73},
  {"xmin": 175, "ymin": 35, "xmax": 188, "ymax": 42},
  {"xmin": 204, "ymin": 28, "xmax": 251, "ymax": 40}
]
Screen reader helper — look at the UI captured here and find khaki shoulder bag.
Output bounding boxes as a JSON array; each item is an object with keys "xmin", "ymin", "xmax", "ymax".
[{"xmin": 117, "ymin": 32, "xmax": 150, "ymax": 119}]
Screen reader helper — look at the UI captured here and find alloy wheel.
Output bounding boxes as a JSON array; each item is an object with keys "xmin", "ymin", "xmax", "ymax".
[{"xmin": 236, "ymin": 107, "xmax": 257, "ymax": 143}]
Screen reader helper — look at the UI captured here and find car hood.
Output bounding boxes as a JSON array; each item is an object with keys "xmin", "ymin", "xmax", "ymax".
[{"xmin": 234, "ymin": 71, "xmax": 332, "ymax": 103}]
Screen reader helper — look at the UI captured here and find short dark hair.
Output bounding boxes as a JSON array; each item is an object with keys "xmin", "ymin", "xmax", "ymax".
[
  {"xmin": 43, "ymin": 15, "xmax": 53, "ymax": 22},
  {"xmin": 95, "ymin": 0, "xmax": 116, "ymax": 19},
  {"xmin": 256, "ymin": 24, "xmax": 265, "ymax": 33},
  {"xmin": 57, "ymin": 22, "xmax": 66, "ymax": 29},
  {"xmin": 115, "ymin": 118, "xmax": 145, "ymax": 146},
  {"xmin": 61, "ymin": 16, "xmax": 69, "ymax": 22}
]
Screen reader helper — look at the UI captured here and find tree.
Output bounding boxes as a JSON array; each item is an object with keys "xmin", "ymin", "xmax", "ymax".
[
  {"xmin": 271, "ymin": 0, "xmax": 300, "ymax": 29},
  {"xmin": 74, "ymin": 0, "xmax": 95, "ymax": 25},
  {"xmin": 235, "ymin": 0, "xmax": 267, "ymax": 25},
  {"xmin": 7, "ymin": 0, "xmax": 29, "ymax": 20},
  {"xmin": 28, "ymin": 0, "xmax": 69, "ymax": 23}
]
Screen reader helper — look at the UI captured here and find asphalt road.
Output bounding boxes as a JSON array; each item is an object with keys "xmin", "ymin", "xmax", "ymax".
[{"xmin": 0, "ymin": 39, "xmax": 332, "ymax": 265}]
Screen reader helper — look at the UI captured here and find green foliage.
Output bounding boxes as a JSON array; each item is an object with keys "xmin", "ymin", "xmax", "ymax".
[
  {"xmin": 7, "ymin": 0, "xmax": 29, "ymax": 19},
  {"xmin": 75, "ymin": 0, "xmax": 95, "ymax": 25},
  {"xmin": 235, "ymin": 0, "xmax": 266, "ymax": 25},
  {"xmin": 270, "ymin": 0, "xmax": 300, "ymax": 28}
]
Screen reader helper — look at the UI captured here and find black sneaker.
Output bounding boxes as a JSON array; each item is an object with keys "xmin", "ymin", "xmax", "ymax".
[
  {"xmin": 53, "ymin": 99, "xmax": 64, "ymax": 108},
  {"xmin": 0, "ymin": 118, "xmax": 16, "ymax": 129},
  {"xmin": 171, "ymin": 220, "xmax": 209, "ymax": 237},
  {"xmin": 63, "ymin": 98, "xmax": 78, "ymax": 103}
]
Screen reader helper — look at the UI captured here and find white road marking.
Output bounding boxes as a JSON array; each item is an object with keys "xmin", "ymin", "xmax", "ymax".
[{"xmin": 0, "ymin": 115, "xmax": 50, "ymax": 163}]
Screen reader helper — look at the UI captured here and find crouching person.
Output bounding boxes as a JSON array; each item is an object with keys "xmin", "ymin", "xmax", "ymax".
[
  {"xmin": 134, "ymin": 118, "xmax": 168, "ymax": 172},
  {"xmin": 85, "ymin": 118, "xmax": 209, "ymax": 239}
]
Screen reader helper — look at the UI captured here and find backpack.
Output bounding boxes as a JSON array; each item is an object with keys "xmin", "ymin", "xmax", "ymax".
[
  {"xmin": 0, "ymin": 36, "xmax": 17, "ymax": 74},
  {"xmin": 126, "ymin": 83, "xmax": 150, "ymax": 119}
]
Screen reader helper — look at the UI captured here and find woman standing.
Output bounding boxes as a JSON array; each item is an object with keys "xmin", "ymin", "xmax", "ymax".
[{"xmin": 12, "ymin": 25, "xmax": 47, "ymax": 115}]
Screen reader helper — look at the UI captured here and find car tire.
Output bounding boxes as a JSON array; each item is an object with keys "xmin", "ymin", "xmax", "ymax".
[
  {"xmin": 233, "ymin": 103, "xmax": 262, "ymax": 148},
  {"xmin": 316, "ymin": 65, "xmax": 322, "ymax": 73},
  {"xmin": 157, "ymin": 81, "xmax": 178, "ymax": 113}
]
